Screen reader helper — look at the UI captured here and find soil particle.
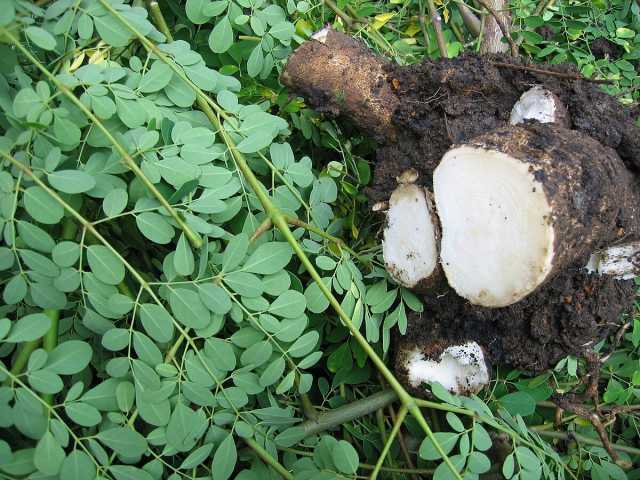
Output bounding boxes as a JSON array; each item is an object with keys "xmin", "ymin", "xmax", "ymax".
[
  {"xmin": 395, "ymin": 269, "xmax": 635, "ymax": 389},
  {"xmin": 370, "ymin": 54, "xmax": 640, "ymax": 202}
]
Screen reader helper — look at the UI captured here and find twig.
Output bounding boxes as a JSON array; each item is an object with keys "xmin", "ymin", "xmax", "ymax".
[
  {"xmin": 418, "ymin": 5, "xmax": 432, "ymax": 51},
  {"xmin": 388, "ymin": 405, "xmax": 419, "ymax": 480},
  {"xmin": 601, "ymin": 320, "xmax": 632, "ymax": 362},
  {"xmin": 476, "ymin": 0, "xmax": 518, "ymax": 56},
  {"xmin": 491, "ymin": 61, "xmax": 614, "ymax": 84},
  {"xmin": 322, "ymin": 0, "xmax": 354, "ymax": 28},
  {"xmin": 534, "ymin": 0, "xmax": 556, "ymax": 16},
  {"xmin": 299, "ymin": 389, "xmax": 397, "ymax": 437},
  {"xmin": 456, "ymin": 1, "xmax": 481, "ymax": 36},
  {"xmin": 245, "ymin": 437, "xmax": 294, "ymax": 479},
  {"xmin": 426, "ymin": 0, "xmax": 448, "ymax": 58},
  {"xmin": 530, "ymin": 428, "xmax": 640, "ymax": 458},
  {"xmin": 371, "ymin": 407, "xmax": 408, "ymax": 479}
]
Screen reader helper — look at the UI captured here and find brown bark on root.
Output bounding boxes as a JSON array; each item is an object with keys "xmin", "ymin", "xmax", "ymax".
[
  {"xmin": 394, "ymin": 269, "xmax": 636, "ymax": 391},
  {"xmin": 280, "ymin": 28, "xmax": 399, "ymax": 141},
  {"xmin": 280, "ymin": 29, "xmax": 640, "ymax": 202}
]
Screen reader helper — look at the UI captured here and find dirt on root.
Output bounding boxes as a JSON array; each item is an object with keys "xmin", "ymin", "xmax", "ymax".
[
  {"xmin": 394, "ymin": 269, "xmax": 635, "ymax": 396},
  {"xmin": 370, "ymin": 54, "xmax": 640, "ymax": 202}
]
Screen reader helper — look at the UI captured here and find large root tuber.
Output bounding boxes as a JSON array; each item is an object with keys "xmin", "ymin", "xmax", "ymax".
[{"xmin": 433, "ymin": 123, "xmax": 640, "ymax": 307}]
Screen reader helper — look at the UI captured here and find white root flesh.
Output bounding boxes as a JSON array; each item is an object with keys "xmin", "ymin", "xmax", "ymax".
[
  {"xmin": 406, "ymin": 342, "xmax": 490, "ymax": 395},
  {"xmin": 434, "ymin": 146, "xmax": 555, "ymax": 307},
  {"xmin": 383, "ymin": 183, "xmax": 439, "ymax": 289},
  {"xmin": 586, "ymin": 242, "xmax": 640, "ymax": 280},
  {"xmin": 510, "ymin": 86, "xmax": 569, "ymax": 127}
]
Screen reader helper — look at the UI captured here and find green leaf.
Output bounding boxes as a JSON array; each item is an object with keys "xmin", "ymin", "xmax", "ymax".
[
  {"xmin": 502, "ymin": 453, "xmax": 515, "ymax": 479},
  {"xmin": 331, "ymin": 440, "xmax": 359, "ymax": 474},
  {"xmin": 236, "ymin": 130, "xmax": 274, "ymax": 153},
  {"xmin": 209, "ymin": 16, "xmax": 234, "ymax": 54},
  {"xmin": 139, "ymin": 303, "xmax": 175, "ymax": 343},
  {"xmin": 53, "ymin": 116, "xmax": 81, "ymax": 146},
  {"xmin": 103, "ymin": 189, "xmax": 128, "ymax": 217},
  {"xmin": 198, "ymin": 284, "xmax": 232, "ymax": 314},
  {"xmin": 0, "ymin": 2, "xmax": 15, "ymax": 27},
  {"xmin": 6, "ymin": 313, "xmax": 51, "ymax": 343},
  {"xmin": 46, "ymin": 340, "xmax": 92, "ymax": 374},
  {"xmin": 223, "ymin": 233, "xmax": 249, "ymax": 271},
  {"xmin": 174, "ymin": 234, "xmax": 195, "ymax": 276},
  {"xmin": 110, "ymin": 465, "xmax": 154, "ymax": 480},
  {"xmin": 165, "ymin": 75, "xmax": 197, "ymax": 107},
  {"xmin": 93, "ymin": 15, "xmax": 133, "ymax": 47},
  {"xmin": 52, "ymin": 241, "xmax": 80, "ymax": 267},
  {"xmin": 186, "ymin": 0, "xmax": 212, "ymax": 23},
  {"xmin": 139, "ymin": 61, "xmax": 173, "ymax": 93},
  {"xmin": 13, "ymin": 88, "xmax": 42, "ymax": 118},
  {"xmin": 247, "ymin": 44, "xmax": 264, "ymax": 77},
  {"xmin": 499, "ymin": 391, "xmax": 536, "ymax": 417},
  {"xmin": 419, "ymin": 432, "xmax": 458, "ymax": 461},
  {"xmin": 34, "ymin": 432, "xmax": 65, "ymax": 475},
  {"xmin": 288, "ymin": 330, "xmax": 318, "ymax": 357},
  {"xmin": 65, "ymin": 402, "xmax": 102, "ymax": 427},
  {"xmin": 98, "ymin": 427, "xmax": 147, "ymax": 457},
  {"xmin": 3, "ymin": 275, "xmax": 27, "ymax": 305},
  {"xmin": 205, "ymin": 338, "xmax": 236, "ymax": 371},
  {"xmin": 468, "ymin": 452, "xmax": 491, "ymax": 474},
  {"xmin": 48, "ymin": 170, "xmax": 96, "ymax": 194},
  {"xmin": 211, "ymin": 434, "xmax": 236, "ymax": 480},
  {"xmin": 243, "ymin": 242, "xmax": 292, "ymax": 274},
  {"xmin": 60, "ymin": 451, "xmax": 96, "ymax": 480},
  {"xmin": 472, "ymin": 423, "xmax": 492, "ymax": 451},
  {"xmin": 136, "ymin": 212, "xmax": 175, "ymax": 244},
  {"xmin": 269, "ymin": 290, "xmax": 306, "ymax": 318},
  {"xmin": 24, "ymin": 186, "xmax": 64, "ymax": 224},
  {"xmin": 169, "ymin": 288, "xmax": 210, "ymax": 328},
  {"xmin": 87, "ymin": 245, "xmax": 125, "ymax": 285},
  {"xmin": 25, "ymin": 27, "xmax": 57, "ymax": 51}
]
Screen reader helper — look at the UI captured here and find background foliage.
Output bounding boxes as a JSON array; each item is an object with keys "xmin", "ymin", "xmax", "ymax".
[{"xmin": 0, "ymin": 0, "xmax": 639, "ymax": 479}]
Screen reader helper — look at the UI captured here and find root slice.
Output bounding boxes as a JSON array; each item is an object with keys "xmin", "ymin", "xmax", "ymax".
[
  {"xmin": 404, "ymin": 342, "xmax": 490, "ymax": 395},
  {"xmin": 510, "ymin": 86, "xmax": 570, "ymax": 127},
  {"xmin": 434, "ymin": 123, "xmax": 632, "ymax": 307},
  {"xmin": 383, "ymin": 183, "xmax": 439, "ymax": 289},
  {"xmin": 586, "ymin": 241, "xmax": 640, "ymax": 280}
]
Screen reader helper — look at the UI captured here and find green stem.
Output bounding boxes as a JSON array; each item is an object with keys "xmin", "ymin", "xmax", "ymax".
[
  {"xmin": 3, "ymin": 340, "xmax": 40, "ymax": 386},
  {"xmin": 41, "ymin": 309, "xmax": 60, "ymax": 404},
  {"xmin": 371, "ymin": 406, "xmax": 408, "ymax": 480},
  {"xmin": 0, "ymin": 27, "xmax": 202, "ymax": 250},
  {"xmin": 530, "ymin": 427, "xmax": 640, "ymax": 457},
  {"xmin": 300, "ymin": 389, "xmax": 397, "ymax": 437},
  {"xmin": 99, "ymin": 3, "xmax": 462, "ymax": 478},
  {"xmin": 244, "ymin": 437, "xmax": 294, "ymax": 480}
]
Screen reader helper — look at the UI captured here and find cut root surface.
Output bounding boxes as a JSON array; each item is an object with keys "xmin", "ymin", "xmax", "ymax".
[
  {"xmin": 405, "ymin": 342, "xmax": 489, "ymax": 395},
  {"xmin": 510, "ymin": 86, "xmax": 569, "ymax": 127},
  {"xmin": 383, "ymin": 184, "xmax": 439, "ymax": 288},
  {"xmin": 434, "ymin": 146, "xmax": 554, "ymax": 307},
  {"xmin": 586, "ymin": 241, "xmax": 640, "ymax": 280}
]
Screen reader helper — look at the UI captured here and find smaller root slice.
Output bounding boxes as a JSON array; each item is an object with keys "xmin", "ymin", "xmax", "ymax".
[
  {"xmin": 383, "ymin": 182, "xmax": 440, "ymax": 290},
  {"xmin": 510, "ymin": 86, "xmax": 570, "ymax": 127}
]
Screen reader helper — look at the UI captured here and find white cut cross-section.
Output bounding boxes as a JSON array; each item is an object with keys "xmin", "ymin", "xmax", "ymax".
[
  {"xmin": 407, "ymin": 342, "xmax": 489, "ymax": 395},
  {"xmin": 585, "ymin": 241, "xmax": 640, "ymax": 280},
  {"xmin": 383, "ymin": 184, "xmax": 438, "ymax": 288},
  {"xmin": 434, "ymin": 146, "xmax": 555, "ymax": 307},
  {"xmin": 510, "ymin": 87, "xmax": 559, "ymax": 125}
]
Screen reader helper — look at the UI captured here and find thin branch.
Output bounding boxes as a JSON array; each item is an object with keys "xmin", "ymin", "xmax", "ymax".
[
  {"xmin": 245, "ymin": 438, "xmax": 294, "ymax": 479},
  {"xmin": 534, "ymin": 0, "xmax": 556, "ymax": 16},
  {"xmin": 371, "ymin": 407, "xmax": 408, "ymax": 479},
  {"xmin": 426, "ymin": 0, "xmax": 448, "ymax": 58},
  {"xmin": 476, "ymin": 0, "xmax": 518, "ymax": 56},
  {"xmin": 491, "ymin": 61, "xmax": 614, "ymax": 84},
  {"xmin": 299, "ymin": 389, "xmax": 398, "ymax": 437},
  {"xmin": 323, "ymin": 0, "xmax": 354, "ymax": 28},
  {"xmin": 530, "ymin": 428, "xmax": 640, "ymax": 458},
  {"xmin": 456, "ymin": 1, "xmax": 481, "ymax": 36}
]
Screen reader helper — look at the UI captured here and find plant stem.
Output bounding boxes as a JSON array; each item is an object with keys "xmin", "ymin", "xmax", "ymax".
[
  {"xmin": 530, "ymin": 427, "xmax": 640, "ymax": 456},
  {"xmin": 299, "ymin": 389, "xmax": 397, "ymax": 437},
  {"xmin": 3, "ymin": 340, "xmax": 40, "ymax": 386},
  {"xmin": 426, "ymin": 0, "xmax": 448, "ymax": 58},
  {"xmin": 41, "ymin": 309, "xmax": 60, "ymax": 404},
  {"xmin": 371, "ymin": 406, "xmax": 408, "ymax": 479},
  {"xmin": 0, "ymin": 28, "xmax": 202, "ymax": 250},
  {"xmin": 323, "ymin": 0, "xmax": 355, "ymax": 28},
  {"xmin": 245, "ymin": 437, "xmax": 294, "ymax": 479}
]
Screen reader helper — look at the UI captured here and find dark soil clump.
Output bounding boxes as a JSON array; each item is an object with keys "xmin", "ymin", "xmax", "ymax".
[
  {"xmin": 395, "ymin": 269, "xmax": 635, "ymax": 390},
  {"xmin": 370, "ymin": 54, "xmax": 640, "ymax": 202}
]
